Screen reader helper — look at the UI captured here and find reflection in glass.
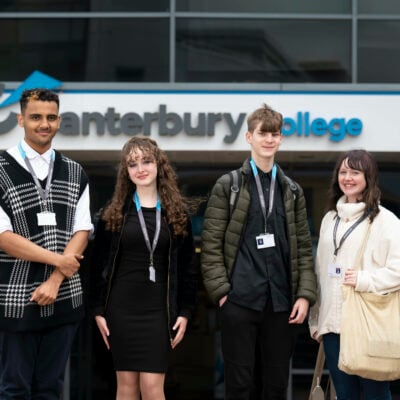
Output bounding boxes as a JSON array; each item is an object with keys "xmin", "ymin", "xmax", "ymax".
[
  {"xmin": 359, "ymin": 0, "xmax": 400, "ymax": 14},
  {"xmin": 176, "ymin": 19, "xmax": 351, "ymax": 83},
  {"xmin": 0, "ymin": 0, "xmax": 168, "ymax": 12},
  {"xmin": 0, "ymin": 0, "xmax": 87, "ymax": 12},
  {"xmin": 0, "ymin": 19, "xmax": 87, "ymax": 81},
  {"xmin": 358, "ymin": 21, "xmax": 400, "ymax": 83},
  {"xmin": 176, "ymin": 0, "xmax": 350, "ymax": 13},
  {"xmin": 0, "ymin": 19, "xmax": 169, "ymax": 82}
]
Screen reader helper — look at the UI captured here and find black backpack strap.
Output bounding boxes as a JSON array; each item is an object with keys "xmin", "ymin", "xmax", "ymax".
[
  {"xmin": 229, "ymin": 169, "xmax": 241, "ymax": 217},
  {"xmin": 284, "ymin": 175, "xmax": 298, "ymax": 200},
  {"xmin": 229, "ymin": 170, "xmax": 297, "ymax": 216}
]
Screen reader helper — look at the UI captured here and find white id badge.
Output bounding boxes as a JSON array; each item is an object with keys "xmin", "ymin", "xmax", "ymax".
[
  {"xmin": 328, "ymin": 263, "xmax": 342, "ymax": 277},
  {"xmin": 256, "ymin": 233, "xmax": 275, "ymax": 249},
  {"xmin": 149, "ymin": 266, "xmax": 156, "ymax": 282},
  {"xmin": 37, "ymin": 212, "xmax": 57, "ymax": 226}
]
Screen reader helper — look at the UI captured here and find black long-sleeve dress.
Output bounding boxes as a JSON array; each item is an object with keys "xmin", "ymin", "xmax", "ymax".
[{"xmin": 105, "ymin": 206, "xmax": 171, "ymax": 372}]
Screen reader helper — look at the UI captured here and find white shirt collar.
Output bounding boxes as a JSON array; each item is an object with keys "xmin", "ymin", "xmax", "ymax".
[{"xmin": 21, "ymin": 139, "xmax": 53, "ymax": 164}]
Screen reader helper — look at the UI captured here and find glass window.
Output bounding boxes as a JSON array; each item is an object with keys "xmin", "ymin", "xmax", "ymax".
[
  {"xmin": 0, "ymin": 19, "xmax": 87, "ymax": 81},
  {"xmin": 0, "ymin": 18, "xmax": 169, "ymax": 82},
  {"xmin": 0, "ymin": 0, "xmax": 168, "ymax": 12},
  {"xmin": 90, "ymin": 0, "xmax": 169, "ymax": 12},
  {"xmin": 85, "ymin": 19, "xmax": 169, "ymax": 81},
  {"xmin": 0, "ymin": 0, "xmax": 87, "ymax": 11},
  {"xmin": 176, "ymin": 19, "xmax": 351, "ymax": 83},
  {"xmin": 358, "ymin": 21, "xmax": 400, "ymax": 83},
  {"xmin": 359, "ymin": 0, "xmax": 400, "ymax": 14},
  {"xmin": 176, "ymin": 0, "xmax": 350, "ymax": 14}
]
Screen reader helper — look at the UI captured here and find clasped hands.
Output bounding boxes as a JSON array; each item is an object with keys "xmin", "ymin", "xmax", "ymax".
[{"xmin": 30, "ymin": 252, "xmax": 83, "ymax": 306}]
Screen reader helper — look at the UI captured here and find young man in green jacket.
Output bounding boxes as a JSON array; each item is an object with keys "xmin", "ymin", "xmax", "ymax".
[{"xmin": 201, "ymin": 104, "xmax": 317, "ymax": 400}]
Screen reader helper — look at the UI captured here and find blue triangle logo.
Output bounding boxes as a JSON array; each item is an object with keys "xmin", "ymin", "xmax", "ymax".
[{"xmin": 0, "ymin": 70, "xmax": 62, "ymax": 109}]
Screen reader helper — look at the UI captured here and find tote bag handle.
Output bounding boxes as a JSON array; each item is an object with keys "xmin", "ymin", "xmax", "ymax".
[{"xmin": 353, "ymin": 220, "xmax": 371, "ymax": 271}]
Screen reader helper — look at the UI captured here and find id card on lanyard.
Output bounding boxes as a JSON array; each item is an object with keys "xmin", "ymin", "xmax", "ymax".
[
  {"xmin": 329, "ymin": 213, "xmax": 368, "ymax": 277},
  {"xmin": 18, "ymin": 143, "xmax": 56, "ymax": 226},
  {"xmin": 250, "ymin": 158, "xmax": 277, "ymax": 249},
  {"xmin": 134, "ymin": 191, "xmax": 161, "ymax": 283}
]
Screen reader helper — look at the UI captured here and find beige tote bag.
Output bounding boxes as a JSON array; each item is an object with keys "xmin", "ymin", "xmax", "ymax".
[{"xmin": 338, "ymin": 223, "xmax": 400, "ymax": 381}]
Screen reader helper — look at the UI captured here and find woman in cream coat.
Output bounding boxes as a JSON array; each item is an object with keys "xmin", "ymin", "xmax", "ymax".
[{"xmin": 309, "ymin": 149, "xmax": 400, "ymax": 400}]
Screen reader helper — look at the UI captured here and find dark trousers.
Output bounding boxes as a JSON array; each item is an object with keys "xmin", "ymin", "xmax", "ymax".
[
  {"xmin": 220, "ymin": 300, "xmax": 296, "ymax": 400},
  {"xmin": 0, "ymin": 322, "xmax": 79, "ymax": 400},
  {"xmin": 323, "ymin": 333, "xmax": 391, "ymax": 400}
]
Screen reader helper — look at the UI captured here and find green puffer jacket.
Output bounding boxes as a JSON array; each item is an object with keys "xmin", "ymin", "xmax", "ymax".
[{"xmin": 201, "ymin": 158, "xmax": 317, "ymax": 306}]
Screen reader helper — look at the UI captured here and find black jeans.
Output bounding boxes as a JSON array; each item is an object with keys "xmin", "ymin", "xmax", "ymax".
[{"xmin": 220, "ymin": 300, "xmax": 296, "ymax": 400}]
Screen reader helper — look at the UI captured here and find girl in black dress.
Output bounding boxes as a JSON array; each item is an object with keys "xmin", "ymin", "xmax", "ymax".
[{"xmin": 93, "ymin": 137, "xmax": 198, "ymax": 400}]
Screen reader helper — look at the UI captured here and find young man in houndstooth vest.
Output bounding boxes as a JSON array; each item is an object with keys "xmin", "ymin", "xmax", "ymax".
[{"xmin": 0, "ymin": 88, "xmax": 93, "ymax": 399}]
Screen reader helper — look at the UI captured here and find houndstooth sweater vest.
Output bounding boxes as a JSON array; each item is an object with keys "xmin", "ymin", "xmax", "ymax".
[{"xmin": 0, "ymin": 150, "xmax": 88, "ymax": 331}]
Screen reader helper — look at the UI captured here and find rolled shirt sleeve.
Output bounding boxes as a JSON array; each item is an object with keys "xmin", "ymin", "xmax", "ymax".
[
  {"xmin": 0, "ymin": 185, "xmax": 93, "ymax": 235},
  {"xmin": 0, "ymin": 206, "xmax": 12, "ymax": 234},
  {"xmin": 73, "ymin": 185, "xmax": 93, "ymax": 234}
]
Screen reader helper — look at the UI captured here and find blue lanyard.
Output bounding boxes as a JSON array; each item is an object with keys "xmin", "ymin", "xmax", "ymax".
[
  {"xmin": 250, "ymin": 158, "xmax": 277, "ymax": 233},
  {"xmin": 134, "ymin": 191, "xmax": 161, "ymax": 281},
  {"xmin": 18, "ymin": 142, "xmax": 55, "ymax": 203}
]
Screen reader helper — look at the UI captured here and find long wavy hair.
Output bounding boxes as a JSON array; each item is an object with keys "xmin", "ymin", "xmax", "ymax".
[
  {"xmin": 102, "ymin": 137, "xmax": 191, "ymax": 235},
  {"xmin": 326, "ymin": 149, "xmax": 381, "ymax": 222}
]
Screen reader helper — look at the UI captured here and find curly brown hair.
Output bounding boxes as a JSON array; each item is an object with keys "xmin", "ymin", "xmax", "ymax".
[
  {"xmin": 102, "ymin": 136, "xmax": 191, "ymax": 235},
  {"xmin": 326, "ymin": 149, "xmax": 381, "ymax": 222}
]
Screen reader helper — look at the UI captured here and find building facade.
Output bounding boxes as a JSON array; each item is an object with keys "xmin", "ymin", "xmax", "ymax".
[{"xmin": 1, "ymin": 1, "xmax": 400, "ymax": 398}]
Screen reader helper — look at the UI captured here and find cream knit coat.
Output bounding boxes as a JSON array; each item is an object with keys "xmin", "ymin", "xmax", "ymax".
[{"xmin": 309, "ymin": 196, "xmax": 400, "ymax": 340}]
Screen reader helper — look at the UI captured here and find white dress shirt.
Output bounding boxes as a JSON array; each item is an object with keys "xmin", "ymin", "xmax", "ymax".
[{"xmin": 0, "ymin": 140, "xmax": 93, "ymax": 234}]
